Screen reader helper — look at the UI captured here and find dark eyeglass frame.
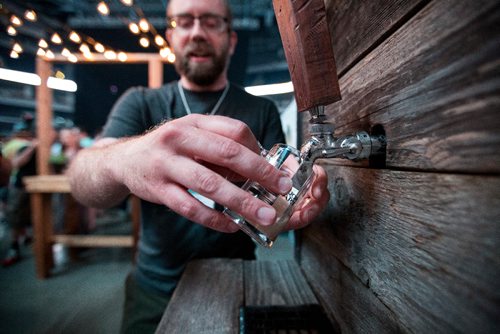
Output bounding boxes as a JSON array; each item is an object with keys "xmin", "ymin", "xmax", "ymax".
[{"xmin": 167, "ymin": 13, "xmax": 229, "ymax": 33}]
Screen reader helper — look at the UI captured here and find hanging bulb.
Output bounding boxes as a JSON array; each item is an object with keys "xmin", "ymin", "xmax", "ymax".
[
  {"xmin": 97, "ymin": 2, "xmax": 110, "ymax": 16},
  {"xmin": 7, "ymin": 26, "xmax": 17, "ymax": 36},
  {"xmin": 94, "ymin": 43, "xmax": 105, "ymax": 53},
  {"xmin": 10, "ymin": 15, "xmax": 22, "ymax": 26},
  {"xmin": 139, "ymin": 37, "xmax": 150, "ymax": 48},
  {"xmin": 120, "ymin": 0, "xmax": 133, "ymax": 6},
  {"xmin": 68, "ymin": 54, "xmax": 78, "ymax": 63},
  {"xmin": 61, "ymin": 48, "xmax": 71, "ymax": 57},
  {"xmin": 69, "ymin": 31, "xmax": 81, "ymax": 43},
  {"xmin": 118, "ymin": 52, "xmax": 127, "ymax": 62},
  {"xmin": 37, "ymin": 48, "xmax": 46, "ymax": 56},
  {"xmin": 104, "ymin": 50, "xmax": 117, "ymax": 60},
  {"xmin": 38, "ymin": 39, "xmax": 49, "ymax": 48},
  {"xmin": 12, "ymin": 43, "xmax": 23, "ymax": 53},
  {"xmin": 139, "ymin": 18, "xmax": 149, "ymax": 32},
  {"xmin": 167, "ymin": 53, "xmax": 176, "ymax": 63},
  {"xmin": 160, "ymin": 47, "xmax": 171, "ymax": 58},
  {"xmin": 45, "ymin": 50, "xmax": 55, "ymax": 59},
  {"xmin": 51, "ymin": 33, "xmax": 62, "ymax": 44},
  {"xmin": 129, "ymin": 22, "xmax": 140, "ymax": 34},
  {"xmin": 24, "ymin": 10, "xmax": 37, "ymax": 21},
  {"xmin": 155, "ymin": 35, "xmax": 165, "ymax": 46},
  {"xmin": 10, "ymin": 50, "xmax": 19, "ymax": 59},
  {"xmin": 79, "ymin": 43, "xmax": 91, "ymax": 54}
]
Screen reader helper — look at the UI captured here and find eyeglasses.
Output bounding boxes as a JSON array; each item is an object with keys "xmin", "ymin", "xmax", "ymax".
[{"xmin": 167, "ymin": 14, "xmax": 229, "ymax": 33}]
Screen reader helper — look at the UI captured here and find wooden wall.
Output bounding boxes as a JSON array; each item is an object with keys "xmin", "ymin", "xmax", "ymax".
[{"xmin": 298, "ymin": 0, "xmax": 500, "ymax": 332}]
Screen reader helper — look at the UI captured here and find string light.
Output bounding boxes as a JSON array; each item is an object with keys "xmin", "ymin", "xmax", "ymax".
[
  {"xmin": 139, "ymin": 18, "xmax": 149, "ymax": 32},
  {"xmin": 12, "ymin": 43, "xmax": 23, "ymax": 53},
  {"xmin": 37, "ymin": 48, "xmax": 46, "ymax": 56},
  {"xmin": 120, "ymin": 0, "xmax": 133, "ymax": 6},
  {"xmin": 24, "ymin": 10, "xmax": 37, "ymax": 21},
  {"xmin": 69, "ymin": 31, "xmax": 81, "ymax": 43},
  {"xmin": 97, "ymin": 2, "xmax": 110, "ymax": 16},
  {"xmin": 10, "ymin": 50, "xmax": 19, "ymax": 59},
  {"xmin": 118, "ymin": 52, "xmax": 128, "ymax": 62},
  {"xmin": 10, "ymin": 15, "xmax": 22, "ymax": 26},
  {"xmin": 139, "ymin": 37, "xmax": 150, "ymax": 48},
  {"xmin": 167, "ymin": 53, "xmax": 176, "ymax": 63},
  {"xmin": 160, "ymin": 47, "xmax": 171, "ymax": 58},
  {"xmin": 38, "ymin": 39, "xmax": 49, "ymax": 48},
  {"xmin": 129, "ymin": 22, "xmax": 140, "ymax": 34},
  {"xmin": 61, "ymin": 48, "xmax": 71, "ymax": 57},
  {"xmin": 155, "ymin": 35, "xmax": 165, "ymax": 46},
  {"xmin": 104, "ymin": 50, "xmax": 117, "ymax": 60},
  {"xmin": 45, "ymin": 50, "xmax": 55, "ymax": 59},
  {"xmin": 67, "ymin": 54, "xmax": 78, "ymax": 63},
  {"xmin": 94, "ymin": 43, "xmax": 105, "ymax": 53},
  {"xmin": 7, "ymin": 26, "xmax": 17, "ymax": 36},
  {"xmin": 51, "ymin": 33, "xmax": 62, "ymax": 44}
]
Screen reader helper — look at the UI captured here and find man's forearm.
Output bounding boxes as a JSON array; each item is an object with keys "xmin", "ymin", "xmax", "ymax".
[{"xmin": 66, "ymin": 138, "xmax": 130, "ymax": 208}]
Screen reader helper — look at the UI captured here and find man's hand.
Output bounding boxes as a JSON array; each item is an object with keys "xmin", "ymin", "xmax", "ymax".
[{"xmin": 68, "ymin": 114, "xmax": 329, "ymax": 233}]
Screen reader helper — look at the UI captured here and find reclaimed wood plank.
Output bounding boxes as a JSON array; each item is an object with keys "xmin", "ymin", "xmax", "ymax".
[
  {"xmin": 300, "ymin": 166, "xmax": 500, "ymax": 333},
  {"xmin": 314, "ymin": 0, "xmax": 500, "ymax": 173},
  {"xmin": 24, "ymin": 175, "xmax": 71, "ymax": 193},
  {"xmin": 244, "ymin": 260, "xmax": 317, "ymax": 306},
  {"xmin": 273, "ymin": 0, "xmax": 341, "ymax": 111},
  {"xmin": 325, "ymin": 0, "xmax": 428, "ymax": 76},
  {"xmin": 156, "ymin": 259, "xmax": 243, "ymax": 334}
]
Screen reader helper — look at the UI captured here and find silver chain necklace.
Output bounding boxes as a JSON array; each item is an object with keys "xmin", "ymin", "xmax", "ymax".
[{"xmin": 177, "ymin": 81, "xmax": 230, "ymax": 115}]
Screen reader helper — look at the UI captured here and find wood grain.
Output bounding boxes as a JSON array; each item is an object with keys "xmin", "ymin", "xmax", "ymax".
[
  {"xmin": 325, "ymin": 0, "xmax": 428, "ymax": 76},
  {"xmin": 244, "ymin": 260, "xmax": 318, "ymax": 306},
  {"xmin": 273, "ymin": 0, "xmax": 341, "ymax": 111},
  {"xmin": 300, "ymin": 166, "xmax": 500, "ymax": 333},
  {"xmin": 156, "ymin": 259, "xmax": 243, "ymax": 334},
  {"xmin": 313, "ymin": 0, "xmax": 500, "ymax": 173}
]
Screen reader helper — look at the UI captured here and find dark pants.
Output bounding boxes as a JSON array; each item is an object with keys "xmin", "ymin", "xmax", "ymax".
[{"xmin": 121, "ymin": 273, "xmax": 171, "ymax": 334}]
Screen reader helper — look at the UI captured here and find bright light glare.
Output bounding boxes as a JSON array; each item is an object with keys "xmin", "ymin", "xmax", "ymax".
[
  {"xmin": 245, "ymin": 81, "xmax": 294, "ymax": 96},
  {"xmin": 0, "ymin": 68, "xmax": 77, "ymax": 92}
]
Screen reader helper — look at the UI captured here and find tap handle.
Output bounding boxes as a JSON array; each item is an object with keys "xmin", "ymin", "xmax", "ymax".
[{"xmin": 273, "ymin": 0, "xmax": 341, "ymax": 112}]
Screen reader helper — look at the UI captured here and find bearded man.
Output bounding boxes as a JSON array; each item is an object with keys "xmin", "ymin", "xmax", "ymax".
[{"xmin": 67, "ymin": 0, "xmax": 329, "ymax": 332}]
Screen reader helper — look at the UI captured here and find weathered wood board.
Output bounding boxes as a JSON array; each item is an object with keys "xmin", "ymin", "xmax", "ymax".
[
  {"xmin": 244, "ymin": 260, "xmax": 318, "ymax": 306},
  {"xmin": 156, "ymin": 259, "xmax": 243, "ymax": 334},
  {"xmin": 300, "ymin": 167, "xmax": 500, "ymax": 333},
  {"xmin": 314, "ymin": 0, "xmax": 500, "ymax": 173}
]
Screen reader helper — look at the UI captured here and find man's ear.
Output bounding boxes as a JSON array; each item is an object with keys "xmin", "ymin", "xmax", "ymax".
[{"xmin": 229, "ymin": 30, "xmax": 237, "ymax": 56}]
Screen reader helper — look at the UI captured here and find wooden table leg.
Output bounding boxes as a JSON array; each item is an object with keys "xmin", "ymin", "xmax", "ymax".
[{"xmin": 31, "ymin": 193, "xmax": 54, "ymax": 278}]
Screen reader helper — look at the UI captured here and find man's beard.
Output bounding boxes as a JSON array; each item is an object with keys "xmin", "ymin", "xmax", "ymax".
[{"xmin": 175, "ymin": 40, "xmax": 229, "ymax": 87}]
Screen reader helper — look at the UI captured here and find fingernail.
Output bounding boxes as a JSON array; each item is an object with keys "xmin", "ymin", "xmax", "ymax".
[
  {"xmin": 257, "ymin": 207, "xmax": 276, "ymax": 225},
  {"xmin": 279, "ymin": 177, "xmax": 293, "ymax": 194}
]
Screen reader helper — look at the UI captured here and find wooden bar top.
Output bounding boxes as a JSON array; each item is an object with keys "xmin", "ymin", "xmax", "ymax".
[
  {"xmin": 155, "ymin": 259, "xmax": 319, "ymax": 333},
  {"xmin": 23, "ymin": 175, "xmax": 71, "ymax": 193}
]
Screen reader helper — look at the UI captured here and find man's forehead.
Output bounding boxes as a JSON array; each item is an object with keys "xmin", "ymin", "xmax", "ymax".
[{"xmin": 167, "ymin": 0, "xmax": 227, "ymax": 16}]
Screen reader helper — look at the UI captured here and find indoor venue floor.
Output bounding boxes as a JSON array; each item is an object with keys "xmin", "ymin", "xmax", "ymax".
[{"xmin": 0, "ymin": 207, "xmax": 293, "ymax": 334}]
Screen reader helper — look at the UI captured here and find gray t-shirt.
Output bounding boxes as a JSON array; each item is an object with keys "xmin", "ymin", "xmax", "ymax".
[{"xmin": 103, "ymin": 81, "xmax": 286, "ymax": 295}]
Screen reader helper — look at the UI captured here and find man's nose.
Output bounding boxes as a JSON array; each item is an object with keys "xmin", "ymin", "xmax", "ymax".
[{"xmin": 189, "ymin": 19, "xmax": 209, "ymax": 39}]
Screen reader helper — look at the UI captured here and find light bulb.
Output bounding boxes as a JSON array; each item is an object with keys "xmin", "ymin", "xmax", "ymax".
[
  {"xmin": 69, "ymin": 31, "xmax": 81, "ymax": 43},
  {"xmin": 139, "ymin": 19, "xmax": 149, "ymax": 32},
  {"xmin": 24, "ymin": 10, "xmax": 37, "ymax": 21},
  {"xmin": 37, "ymin": 48, "xmax": 46, "ymax": 56},
  {"xmin": 11, "ymin": 15, "xmax": 22, "ymax": 26},
  {"xmin": 7, "ymin": 26, "xmax": 17, "ymax": 36},
  {"xmin": 10, "ymin": 50, "xmax": 19, "ymax": 59},
  {"xmin": 51, "ymin": 33, "xmax": 62, "ymax": 44},
  {"xmin": 129, "ymin": 22, "xmax": 140, "ymax": 34},
  {"xmin": 167, "ymin": 53, "xmax": 176, "ymax": 63},
  {"xmin": 38, "ymin": 39, "xmax": 48, "ymax": 48},
  {"xmin": 94, "ymin": 43, "xmax": 105, "ymax": 53},
  {"xmin": 45, "ymin": 50, "xmax": 55, "ymax": 59},
  {"xmin": 120, "ymin": 0, "xmax": 133, "ymax": 6},
  {"xmin": 155, "ymin": 35, "xmax": 165, "ymax": 46},
  {"xmin": 118, "ymin": 52, "xmax": 127, "ymax": 62},
  {"xmin": 97, "ymin": 2, "xmax": 110, "ymax": 16},
  {"xmin": 104, "ymin": 50, "xmax": 117, "ymax": 60},
  {"xmin": 139, "ymin": 37, "xmax": 150, "ymax": 48},
  {"xmin": 13, "ymin": 43, "xmax": 23, "ymax": 53}
]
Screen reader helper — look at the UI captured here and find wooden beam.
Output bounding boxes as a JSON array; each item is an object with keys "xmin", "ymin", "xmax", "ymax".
[
  {"xmin": 52, "ymin": 235, "xmax": 133, "ymax": 247},
  {"xmin": 273, "ymin": 0, "xmax": 341, "ymax": 112}
]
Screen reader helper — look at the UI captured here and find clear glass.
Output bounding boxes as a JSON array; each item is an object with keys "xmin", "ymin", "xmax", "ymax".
[{"xmin": 224, "ymin": 143, "xmax": 315, "ymax": 248}]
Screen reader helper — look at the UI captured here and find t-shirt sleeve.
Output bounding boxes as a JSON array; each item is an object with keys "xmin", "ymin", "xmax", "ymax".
[{"xmin": 102, "ymin": 87, "xmax": 148, "ymax": 138}]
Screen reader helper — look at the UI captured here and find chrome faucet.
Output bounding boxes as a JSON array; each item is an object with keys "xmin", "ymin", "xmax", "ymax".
[{"xmin": 299, "ymin": 106, "xmax": 386, "ymax": 164}]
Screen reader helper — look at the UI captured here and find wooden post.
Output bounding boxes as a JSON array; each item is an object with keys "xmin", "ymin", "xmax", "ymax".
[
  {"xmin": 35, "ymin": 57, "xmax": 53, "ymax": 175},
  {"xmin": 148, "ymin": 58, "xmax": 163, "ymax": 88}
]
